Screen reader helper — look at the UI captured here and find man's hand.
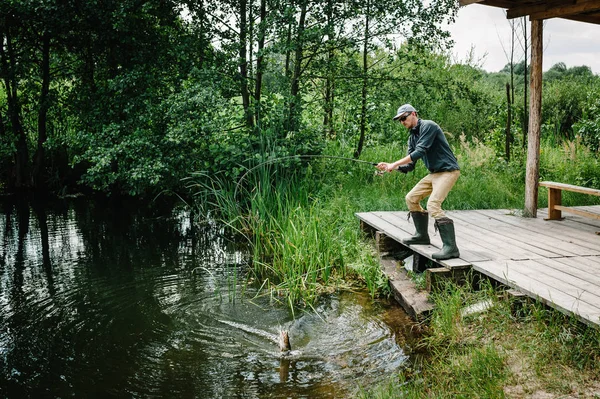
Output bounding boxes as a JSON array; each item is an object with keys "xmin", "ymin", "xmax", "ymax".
[{"xmin": 376, "ymin": 162, "xmax": 395, "ymax": 173}]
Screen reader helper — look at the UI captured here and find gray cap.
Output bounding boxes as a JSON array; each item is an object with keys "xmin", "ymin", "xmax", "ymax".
[{"xmin": 393, "ymin": 104, "xmax": 417, "ymax": 120}]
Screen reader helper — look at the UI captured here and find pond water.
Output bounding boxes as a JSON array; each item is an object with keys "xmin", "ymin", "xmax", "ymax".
[{"xmin": 0, "ymin": 198, "xmax": 414, "ymax": 398}]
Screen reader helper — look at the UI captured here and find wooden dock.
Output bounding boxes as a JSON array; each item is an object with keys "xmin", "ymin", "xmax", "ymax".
[{"xmin": 356, "ymin": 206, "xmax": 600, "ymax": 327}]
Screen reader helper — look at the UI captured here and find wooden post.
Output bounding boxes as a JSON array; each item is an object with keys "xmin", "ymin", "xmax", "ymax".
[
  {"xmin": 360, "ymin": 220, "xmax": 377, "ymax": 238},
  {"xmin": 546, "ymin": 187, "xmax": 562, "ymax": 220},
  {"xmin": 375, "ymin": 231, "xmax": 404, "ymax": 254},
  {"xmin": 505, "ymin": 82, "xmax": 511, "ymax": 161},
  {"xmin": 524, "ymin": 19, "xmax": 543, "ymax": 218}
]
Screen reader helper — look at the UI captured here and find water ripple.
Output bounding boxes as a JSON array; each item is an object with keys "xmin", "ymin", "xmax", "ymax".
[{"xmin": 0, "ymin": 202, "xmax": 413, "ymax": 398}]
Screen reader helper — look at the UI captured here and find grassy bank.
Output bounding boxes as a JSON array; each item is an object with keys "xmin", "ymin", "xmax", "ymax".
[{"xmin": 358, "ymin": 280, "xmax": 600, "ymax": 398}]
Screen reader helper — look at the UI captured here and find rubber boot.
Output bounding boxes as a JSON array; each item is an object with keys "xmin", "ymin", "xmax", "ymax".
[
  {"xmin": 432, "ymin": 217, "xmax": 460, "ymax": 260},
  {"xmin": 403, "ymin": 211, "xmax": 430, "ymax": 245}
]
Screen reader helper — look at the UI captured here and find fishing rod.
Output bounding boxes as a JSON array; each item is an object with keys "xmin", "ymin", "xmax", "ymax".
[{"xmin": 234, "ymin": 154, "xmax": 378, "ymax": 198}]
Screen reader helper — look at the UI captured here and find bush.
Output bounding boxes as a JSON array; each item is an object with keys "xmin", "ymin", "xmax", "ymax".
[{"xmin": 573, "ymin": 91, "xmax": 600, "ymax": 153}]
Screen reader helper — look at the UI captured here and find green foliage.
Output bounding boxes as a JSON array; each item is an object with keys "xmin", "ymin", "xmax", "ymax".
[
  {"xmin": 544, "ymin": 62, "xmax": 595, "ymax": 82},
  {"xmin": 0, "ymin": 0, "xmax": 598, "ymax": 204},
  {"xmin": 539, "ymin": 138, "xmax": 600, "ymax": 191},
  {"xmin": 574, "ymin": 90, "xmax": 600, "ymax": 153},
  {"xmin": 541, "ymin": 78, "xmax": 591, "ymax": 141},
  {"xmin": 163, "ymin": 70, "xmax": 246, "ymax": 181}
]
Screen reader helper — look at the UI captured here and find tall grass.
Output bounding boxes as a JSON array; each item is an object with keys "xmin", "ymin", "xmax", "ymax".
[{"xmin": 187, "ymin": 161, "xmax": 382, "ymax": 307}]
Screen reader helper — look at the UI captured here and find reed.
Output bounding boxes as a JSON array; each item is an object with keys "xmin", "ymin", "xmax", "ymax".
[{"xmin": 188, "ymin": 159, "xmax": 368, "ymax": 306}]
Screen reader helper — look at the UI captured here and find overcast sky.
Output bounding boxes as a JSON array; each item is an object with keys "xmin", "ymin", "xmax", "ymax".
[{"xmin": 445, "ymin": 4, "xmax": 600, "ymax": 74}]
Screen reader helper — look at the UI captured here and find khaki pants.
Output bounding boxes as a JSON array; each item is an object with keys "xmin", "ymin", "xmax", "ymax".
[{"xmin": 405, "ymin": 170, "xmax": 460, "ymax": 219}]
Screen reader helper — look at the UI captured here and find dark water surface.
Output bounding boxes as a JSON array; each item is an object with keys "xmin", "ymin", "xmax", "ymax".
[{"xmin": 0, "ymin": 198, "xmax": 412, "ymax": 398}]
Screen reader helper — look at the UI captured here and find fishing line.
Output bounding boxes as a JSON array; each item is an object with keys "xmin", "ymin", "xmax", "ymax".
[{"xmin": 234, "ymin": 154, "xmax": 377, "ymax": 198}]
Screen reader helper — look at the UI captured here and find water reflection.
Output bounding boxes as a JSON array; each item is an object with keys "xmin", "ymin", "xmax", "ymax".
[{"xmin": 0, "ymin": 198, "xmax": 412, "ymax": 398}]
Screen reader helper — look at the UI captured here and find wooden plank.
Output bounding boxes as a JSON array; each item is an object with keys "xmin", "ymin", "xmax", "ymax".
[
  {"xmin": 355, "ymin": 212, "xmax": 412, "ymax": 243},
  {"xmin": 461, "ymin": 0, "xmax": 515, "ymax": 8},
  {"xmin": 558, "ymin": 207, "xmax": 600, "ymax": 232},
  {"xmin": 476, "ymin": 209, "xmax": 600, "ymax": 253},
  {"xmin": 473, "ymin": 260, "xmax": 600, "ymax": 326},
  {"xmin": 531, "ymin": 209, "xmax": 600, "ymax": 244},
  {"xmin": 357, "ymin": 212, "xmax": 443, "ymax": 259},
  {"xmin": 556, "ymin": 256, "xmax": 600, "ymax": 275},
  {"xmin": 449, "ymin": 211, "xmax": 571, "ymax": 258},
  {"xmin": 490, "ymin": 260, "xmax": 600, "ymax": 312},
  {"xmin": 539, "ymin": 181, "xmax": 600, "ymax": 196},
  {"xmin": 426, "ymin": 267, "xmax": 451, "ymax": 293},
  {"xmin": 526, "ymin": 208, "xmax": 600, "ymax": 240},
  {"xmin": 372, "ymin": 211, "xmax": 415, "ymax": 232},
  {"xmin": 555, "ymin": 205, "xmax": 600, "ymax": 220},
  {"xmin": 451, "ymin": 211, "xmax": 563, "ymax": 255},
  {"xmin": 533, "ymin": 257, "xmax": 600, "ymax": 288},
  {"xmin": 384, "ymin": 211, "xmax": 514, "ymax": 262},
  {"xmin": 441, "ymin": 213, "xmax": 530, "ymax": 256},
  {"xmin": 529, "ymin": 1, "xmax": 600, "ymax": 22},
  {"xmin": 378, "ymin": 212, "xmax": 437, "ymax": 241},
  {"xmin": 443, "ymin": 220, "xmax": 526, "ymax": 260},
  {"xmin": 360, "ymin": 211, "xmax": 488, "ymax": 264},
  {"xmin": 579, "ymin": 205, "xmax": 600, "ymax": 213},
  {"xmin": 517, "ymin": 259, "xmax": 600, "ymax": 301},
  {"xmin": 476, "ymin": 261, "xmax": 600, "ymax": 326},
  {"xmin": 459, "ymin": 0, "xmax": 484, "ymax": 5},
  {"xmin": 476, "ymin": 260, "xmax": 600, "ymax": 317},
  {"xmin": 562, "ymin": 14, "xmax": 600, "ymax": 25},
  {"xmin": 506, "ymin": 0, "xmax": 600, "ymax": 21},
  {"xmin": 379, "ymin": 257, "xmax": 434, "ymax": 320},
  {"xmin": 442, "ymin": 258, "xmax": 473, "ymax": 269},
  {"xmin": 506, "ymin": 1, "xmax": 555, "ymax": 19},
  {"xmin": 539, "ymin": 206, "xmax": 600, "ymax": 224},
  {"xmin": 458, "ymin": 210, "xmax": 596, "ymax": 256}
]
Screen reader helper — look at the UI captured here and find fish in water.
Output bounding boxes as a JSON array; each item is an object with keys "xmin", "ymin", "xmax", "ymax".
[
  {"xmin": 279, "ymin": 330, "xmax": 291, "ymax": 352},
  {"xmin": 218, "ymin": 319, "xmax": 291, "ymax": 352}
]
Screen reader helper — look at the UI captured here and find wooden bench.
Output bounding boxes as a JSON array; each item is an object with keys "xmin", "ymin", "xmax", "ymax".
[{"xmin": 539, "ymin": 181, "xmax": 600, "ymax": 221}]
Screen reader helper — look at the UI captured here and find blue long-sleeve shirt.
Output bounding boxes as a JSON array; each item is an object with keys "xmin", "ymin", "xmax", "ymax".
[{"xmin": 397, "ymin": 119, "xmax": 460, "ymax": 174}]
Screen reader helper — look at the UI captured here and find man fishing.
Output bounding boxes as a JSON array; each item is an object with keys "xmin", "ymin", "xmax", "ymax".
[{"xmin": 376, "ymin": 104, "xmax": 460, "ymax": 260}]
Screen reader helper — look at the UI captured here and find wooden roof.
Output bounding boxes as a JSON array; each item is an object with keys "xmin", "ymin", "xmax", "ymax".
[{"xmin": 459, "ymin": 0, "xmax": 600, "ymax": 25}]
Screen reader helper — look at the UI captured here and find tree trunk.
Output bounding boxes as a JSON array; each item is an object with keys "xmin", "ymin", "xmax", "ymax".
[
  {"xmin": 323, "ymin": 0, "xmax": 335, "ymax": 139},
  {"xmin": 239, "ymin": 0, "xmax": 254, "ymax": 128},
  {"xmin": 0, "ymin": 101, "xmax": 5, "ymax": 139},
  {"xmin": 524, "ymin": 19, "xmax": 543, "ymax": 218},
  {"xmin": 522, "ymin": 17, "xmax": 528, "ymax": 147},
  {"xmin": 505, "ymin": 82, "xmax": 511, "ymax": 161},
  {"xmin": 284, "ymin": 19, "xmax": 292, "ymax": 79},
  {"xmin": 354, "ymin": 2, "xmax": 369, "ymax": 159},
  {"xmin": 287, "ymin": 0, "xmax": 306, "ymax": 132},
  {"xmin": 0, "ymin": 29, "xmax": 29, "ymax": 189},
  {"xmin": 83, "ymin": 45, "xmax": 97, "ymax": 93},
  {"xmin": 510, "ymin": 20, "xmax": 515, "ymax": 104},
  {"xmin": 33, "ymin": 32, "xmax": 51, "ymax": 190},
  {"xmin": 254, "ymin": 0, "xmax": 266, "ymax": 128}
]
